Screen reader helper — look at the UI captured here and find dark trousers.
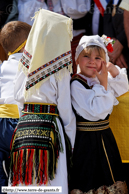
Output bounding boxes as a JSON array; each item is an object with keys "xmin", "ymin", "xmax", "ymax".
[
  {"xmin": 0, "ymin": 152, "xmax": 8, "ymax": 189},
  {"xmin": 0, "ymin": 118, "xmax": 18, "ymax": 193}
]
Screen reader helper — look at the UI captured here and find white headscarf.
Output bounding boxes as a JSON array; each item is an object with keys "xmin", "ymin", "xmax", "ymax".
[
  {"xmin": 75, "ymin": 35, "xmax": 109, "ymax": 63},
  {"xmin": 18, "ymin": 9, "xmax": 73, "ymax": 99}
]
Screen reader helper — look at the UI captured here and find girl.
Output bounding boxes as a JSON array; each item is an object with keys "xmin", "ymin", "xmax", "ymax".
[
  {"xmin": 8, "ymin": 9, "xmax": 76, "ymax": 194},
  {"xmin": 70, "ymin": 35, "xmax": 128, "ymax": 194}
]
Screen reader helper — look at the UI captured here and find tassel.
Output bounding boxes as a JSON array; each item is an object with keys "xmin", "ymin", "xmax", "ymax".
[
  {"xmin": 37, "ymin": 149, "xmax": 41, "ymax": 184},
  {"xmin": 33, "ymin": 149, "xmax": 36, "ymax": 184},
  {"xmin": 12, "ymin": 152, "xmax": 17, "ymax": 186},
  {"xmin": 16, "ymin": 151, "xmax": 20, "ymax": 184},
  {"xmin": 35, "ymin": 149, "xmax": 39, "ymax": 182},
  {"xmin": 28, "ymin": 149, "xmax": 34, "ymax": 185},
  {"xmin": 22, "ymin": 149, "xmax": 26, "ymax": 184},
  {"xmin": 44, "ymin": 150, "xmax": 48, "ymax": 185},
  {"xmin": 25, "ymin": 149, "xmax": 29, "ymax": 185},
  {"xmin": 19, "ymin": 149, "xmax": 24, "ymax": 184},
  {"xmin": 39, "ymin": 149, "xmax": 44, "ymax": 185},
  {"xmin": 31, "ymin": 8, "xmax": 41, "ymax": 21},
  {"xmin": 48, "ymin": 143, "xmax": 54, "ymax": 180},
  {"xmin": 24, "ymin": 149, "xmax": 34, "ymax": 185}
]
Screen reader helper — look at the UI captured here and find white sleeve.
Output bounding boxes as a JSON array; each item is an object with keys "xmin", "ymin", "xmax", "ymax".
[
  {"xmin": 14, "ymin": 70, "xmax": 26, "ymax": 105},
  {"xmin": 71, "ymin": 80, "xmax": 115, "ymax": 121},
  {"xmin": 57, "ymin": 69, "xmax": 76, "ymax": 148},
  {"xmin": 108, "ymin": 66, "xmax": 129, "ymax": 97},
  {"xmin": 61, "ymin": 0, "xmax": 90, "ymax": 19},
  {"xmin": 18, "ymin": 0, "xmax": 48, "ymax": 25}
]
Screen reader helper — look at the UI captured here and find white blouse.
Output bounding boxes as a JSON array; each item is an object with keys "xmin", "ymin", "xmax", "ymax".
[
  {"xmin": 14, "ymin": 68, "xmax": 76, "ymax": 148},
  {"xmin": 71, "ymin": 66, "xmax": 129, "ymax": 121},
  {"xmin": 0, "ymin": 53, "xmax": 22, "ymax": 105}
]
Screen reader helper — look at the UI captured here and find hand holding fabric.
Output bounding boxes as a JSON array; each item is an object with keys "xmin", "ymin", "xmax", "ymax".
[{"xmin": 115, "ymin": 54, "xmax": 128, "ymax": 69}]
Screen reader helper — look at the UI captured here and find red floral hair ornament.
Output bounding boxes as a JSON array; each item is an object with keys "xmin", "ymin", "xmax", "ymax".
[{"xmin": 101, "ymin": 35, "xmax": 115, "ymax": 53}]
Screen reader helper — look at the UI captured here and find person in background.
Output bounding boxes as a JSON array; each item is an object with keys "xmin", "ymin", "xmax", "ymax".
[
  {"xmin": 119, "ymin": 0, "xmax": 129, "ymax": 47},
  {"xmin": 0, "ymin": 21, "xmax": 31, "ymax": 193},
  {"xmin": 0, "ymin": 0, "xmax": 14, "ymax": 62},
  {"xmin": 103, "ymin": 0, "xmax": 129, "ymax": 188},
  {"xmin": 103, "ymin": 0, "xmax": 129, "ymax": 80}
]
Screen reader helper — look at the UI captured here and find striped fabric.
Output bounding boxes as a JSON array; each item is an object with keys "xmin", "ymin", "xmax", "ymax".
[
  {"xmin": 93, "ymin": 0, "xmax": 111, "ymax": 16},
  {"xmin": 22, "ymin": 103, "xmax": 59, "ymax": 115}
]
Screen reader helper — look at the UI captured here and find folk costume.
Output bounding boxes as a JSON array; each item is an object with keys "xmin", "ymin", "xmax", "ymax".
[
  {"xmin": 69, "ymin": 35, "xmax": 128, "ymax": 194},
  {"xmin": 0, "ymin": 53, "xmax": 22, "ymax": 191},
  {"xmin": 8, "ymin": 9, "xmax": 76, "ymax": 194}
]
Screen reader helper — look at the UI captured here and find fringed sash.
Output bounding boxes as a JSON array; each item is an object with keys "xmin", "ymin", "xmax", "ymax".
[{"xmin": 10, "ymin": 103, "xmax": 63, "ymax": 186}]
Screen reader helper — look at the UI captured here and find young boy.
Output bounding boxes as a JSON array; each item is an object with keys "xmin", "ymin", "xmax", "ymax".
[
  {"xmin": 0, "ymin": 21, "xmax": 31, "ymax": 192},
  {"xmin": 8, "ymin": 9, "xmax": 76, "ymax": 194},
  {"xmin": 70, "ymin": 35, "xmax": 128, "ymax": 194}
]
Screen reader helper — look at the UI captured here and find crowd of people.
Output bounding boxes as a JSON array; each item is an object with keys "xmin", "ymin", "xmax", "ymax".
[{"xmin": 0, "ymin": 0, "xmax": 129, "ymax": 194}]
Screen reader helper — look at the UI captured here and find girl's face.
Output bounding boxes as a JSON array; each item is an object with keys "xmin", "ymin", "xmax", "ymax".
[{"xmin": 76, "ymin": 48, "xmax": 104, "ymax": 78}]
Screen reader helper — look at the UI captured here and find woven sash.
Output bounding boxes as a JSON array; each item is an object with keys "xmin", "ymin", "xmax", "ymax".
[
  {"xmin": 0, "ymin": 104, "xmax": 19, "ymax": 118},
  {"xmin": 77, "ymin": 119, "xmax": 109, "ymax": 131},
  {"xmin": 22, "ymin": 103, "xmax": 59, "ymax": 116}
]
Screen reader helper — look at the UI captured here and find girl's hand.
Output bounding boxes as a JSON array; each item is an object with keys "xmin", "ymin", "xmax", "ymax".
[
  {"xmin": 107, "ymin": 62, "xmax": 119, "ymax": 77},
  {"xmin": 94, "ymin": 61, "xmax": 108, "ymax": 90}
]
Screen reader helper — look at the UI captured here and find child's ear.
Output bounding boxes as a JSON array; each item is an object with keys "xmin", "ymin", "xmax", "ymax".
[{"xmin": 19, "ymin": 46, "xmax": 25, "ymax": 53}]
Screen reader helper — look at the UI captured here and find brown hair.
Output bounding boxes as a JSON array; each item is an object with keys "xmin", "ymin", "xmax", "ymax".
[
  {"xmin": 83, "ymin": 45, "xmax": 106, "ymax": 62},
  {"xmin": 0, "ymin": 21, "xmax": 31, "ymax": 54}
]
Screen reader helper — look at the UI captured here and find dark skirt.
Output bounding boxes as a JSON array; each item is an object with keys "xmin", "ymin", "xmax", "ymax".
[{"xmin": 69, "ymin": 127, "xmax": 126, "ymax": 193}]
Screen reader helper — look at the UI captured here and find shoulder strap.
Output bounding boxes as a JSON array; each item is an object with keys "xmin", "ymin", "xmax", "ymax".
[{"xmin": 70, "ymin": 74, "xmax": 91, "ymax": 90}]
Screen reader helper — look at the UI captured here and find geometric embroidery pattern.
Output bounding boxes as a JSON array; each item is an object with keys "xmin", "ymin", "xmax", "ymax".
[
  {"xmin": 22, "ymin": 103, "xmax": 59, "ymax": 115},
  {"xmin": 28, "ymin": 51, "xmax": 71, "ymax": 77},
  {"xmin": 11, "ymin": 112, "xmax": 63, "ymax": 153},
  {"xmin": 20, "ymin": 49, "xmax": 32, "ymax": 69},
  {"xmin": 25, "ymin": 51, "xmax": 72, "ymax": 90}
]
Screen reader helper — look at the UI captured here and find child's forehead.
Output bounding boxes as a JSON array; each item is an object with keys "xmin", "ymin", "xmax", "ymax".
[{"xmin": 83, "ymin": 47, "xmax": 100, "ymax": 55}]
